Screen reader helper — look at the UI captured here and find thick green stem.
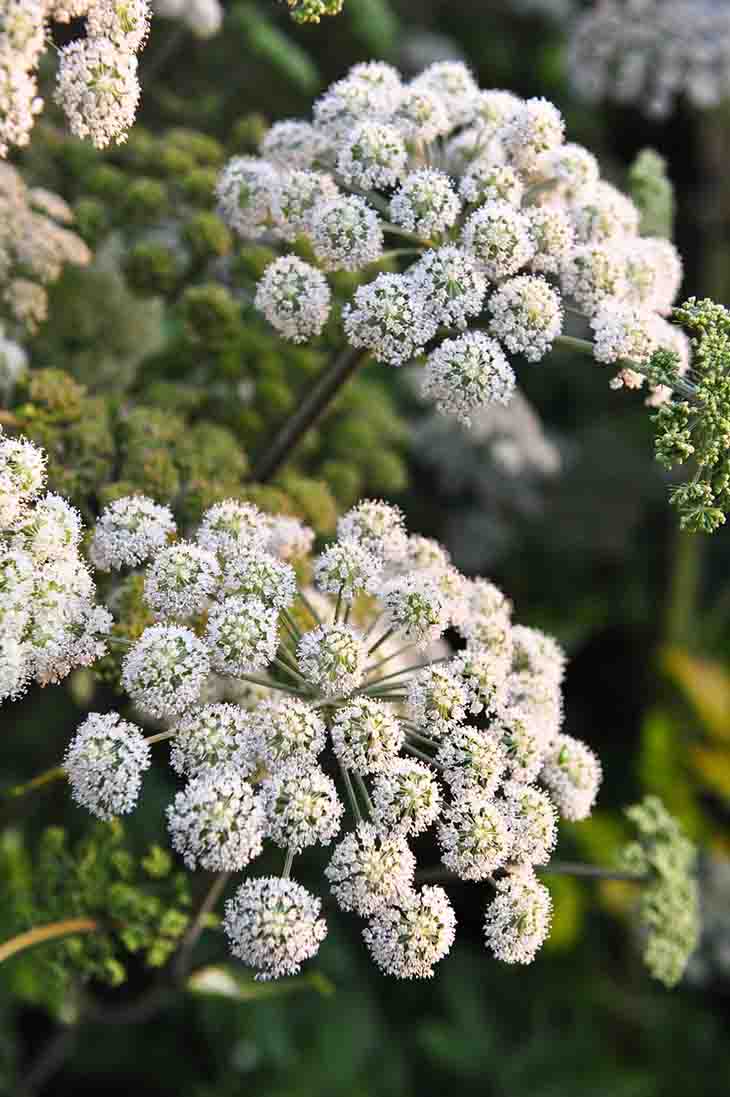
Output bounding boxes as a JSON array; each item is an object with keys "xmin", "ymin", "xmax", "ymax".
[
  {"xmin": 553, "ymin": 334, "xmax": 594, "ymax": 356},
  {"xmin": 664, "ymin": 526, "xmax": 703, "ymax": 647},
  {"xmin": 173, "ymin": 872, "xmax": 230, "ymax": 980},
  {"xmin": 538, "ymin": 861, "xmax": 646, "ymax": 882},
  {"xmin": 252, "ymin": 348, "xmax": 369, "ymax": 482},
  {"xmin": 3, "ymin": 766, "xmax": 66, "ymax": 800}
]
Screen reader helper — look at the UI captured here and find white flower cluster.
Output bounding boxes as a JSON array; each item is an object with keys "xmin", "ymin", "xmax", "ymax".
[
  {"xmin": 569, "ymin": 0, "xmax": 730, "ymax": 120},
  {"xmin": 1, "ymin": 162, "xmax": 91, "ymax": 334},
  {"xmin": 0, "ymin": 429, "xmax": 111, "ymax": 703},
  {"xmin": 56, "ymin": 494, "xmax": 603, "ymax": 980},
  {"xmin": 215, "ymin": 60, "xmax": 690, "ymax": 417},
  {"xmin": 1, "ymin": 0, "xmax": 150, "ymax": 156}
]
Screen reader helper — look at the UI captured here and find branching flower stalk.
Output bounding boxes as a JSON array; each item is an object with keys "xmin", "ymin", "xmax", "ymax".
[
  {"xmin": 215, "ymin": 60, "xmax": 728, "ymax": 531},
  {"xmin": 1, "ymin": 430, "xmax": 611, "ymax": 979}
]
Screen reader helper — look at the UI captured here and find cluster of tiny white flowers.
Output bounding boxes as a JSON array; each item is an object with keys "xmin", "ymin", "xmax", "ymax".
[
  {"xmin": 213, "ymin": 60, "xmax": 689, "ymax": 416},
  {"xmin": 51, "ymin": 495, "xmax": 604, "ymax": 980},
  {"xmin": 64, "ymin": 711, "xmax": 150, "ymax": 820},
  {"xmin": 254, "ymin": 255, "xmax": 331, "ymax": 344},
  {"xmin": 90, "ymin": 495, "xmax": 176, "ymax": 570},
  {"xmin": 1, "ymin": 162, "xmax": 91, "ymax": 335},
  {"xmin": 569, "ymin": 0, "xmax": 730, "ymax": 120},
  {"xmin": 1, "ymin": 0, "xmax": 150, "ymax": 156},
  {"xmin": 167, "ymin": 765, "xmax": 266, "ymax": 871},
  {"xmin": 343, "ymin": 272, "xmax": 437, "ymax": 366},
  {"xmin": 0, "ymin": 430, "xmax": 111, "ymax": 702},
  {"xmin": 421, "ymin": 331, "xmax": 515, "ymax": 426}
]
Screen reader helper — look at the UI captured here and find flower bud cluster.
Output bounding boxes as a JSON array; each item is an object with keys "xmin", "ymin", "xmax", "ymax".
[{"xmin": 54, "ymin": 493, "xmax": 604, "ymax": 981}]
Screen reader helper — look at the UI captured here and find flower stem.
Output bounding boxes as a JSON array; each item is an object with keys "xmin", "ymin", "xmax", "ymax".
[
  {"xmin": 145, "ymin": 729, "xmax": 177, "ymax": 745},
  {"xmin": 353, "ymin": 771, "xmax": 374, "ymax": 816},
  {"xmin": 173, "ymin": 871, "xmax": 230, "ymax": 980},
  {"xmin": 0, "ymin": 918, "xmax": 99, "ymax": 964},
  {"xmin": 405, "ymin": 727, "xmax": 439, "ymax": 750},
  {"xmin": 296, "ymin": 590, "xmax": 322, "ymax": 626},
  {"xmin": 339, "ymin": 764, "xmax": 362, "ymax": 825},
  {"xmin": 368, "ymin": 626, "xmax": 396, "ymax": 657},
  {"xmin": 252, "ymin": 347, "xmax": 369, "ymax": 482},
  {"xmin": 553, "ymin": 334, "xmax": 595, "ymax": 357},
  {"xmin": 2, "ymin": 765, "xmax": 67, "ymax": 801},
  {"xmin": 281, "ymin": 606, "xmax": 303, "ymax": 639},
  {"xmin": 238, "ymin": 672, "xmax": 306, "ymax": 696},
  {"xmin": 363, "ymin": 656, "xmax": 450, "ymax": 692},
  {"xmin": 537, "ymin": 861, "xmax": 646, "ymax": 881},
  {"xmin": 272, "ymin": 656, "xmax": 308, "ymax": 685},
  {"xmin": 403, "ymin": 742, "xmax": 443, "ymax": 769},
  {"xmin": 379, "ymin": 220, "xmax": 429, "ymax": 243},
  {"xmin": 283, "ymin": 848, "xmax": 295, "ymax": 879},
  {"xmin": 365, "ymin": 641, "xmax": 418, "ymax": 676}
]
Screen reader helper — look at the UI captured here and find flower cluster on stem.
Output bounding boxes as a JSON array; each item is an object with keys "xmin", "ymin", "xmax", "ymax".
[
  {"xmin": 216, "ymin": 59, "xmax": 691, "ymax": 434},
  {"xmin": 47, "ymin": 489, "xmax": 609, "ymax": 980}
]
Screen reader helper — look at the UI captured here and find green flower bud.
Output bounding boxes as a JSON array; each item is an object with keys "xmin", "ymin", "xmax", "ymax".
[
  {"xmin": 182, "ymin": 211, "xmax": 233, "ymax": 261},
  {"xmin": 124, "ymin": 242, "xmax": 180, "ymax": 298}
]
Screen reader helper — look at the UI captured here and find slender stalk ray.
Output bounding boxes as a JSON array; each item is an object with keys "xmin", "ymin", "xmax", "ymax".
[{"xmin": 253, "ymin": 347, "xmax": 369, "ymax": 482}]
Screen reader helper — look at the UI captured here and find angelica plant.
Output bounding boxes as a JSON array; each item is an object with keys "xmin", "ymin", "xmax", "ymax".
[
  {"xmin": 0, "ymin": 427, "xmax": 111, "ymax": 703},
  {"xmin": 1, "ymin": 0, "xmax": 152, "ymax": 156},
  {"xmin": 2, "ymin": 462, "xmax": 605, "ymax": 981},
  {"xmin": 214, "ymin": 60, "xmax": 711, "ymax": 525},
  {"xmin": 0, "ymin": 162, "xmax": 91, "ymax": 335}
]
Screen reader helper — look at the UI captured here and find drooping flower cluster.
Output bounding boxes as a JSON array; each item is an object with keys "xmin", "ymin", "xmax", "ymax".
[
  {"xmin": 57, "ymin": 492, "xmax": 605, "ymax": 980},
  {"xmin": 649, "ymin": 297, "xmax": 730, "ymax": 532},
  {"xmin": 0, "ymin": 162, "xmax": 91, "ymax": 334},
  {"xmin": 568, "ymin": 0, "xmax": 730, "ymax": 119},
  {"xmin": 1, "ymin": 0, "xmax": 150, "ymax": 156},
  {"xmin": 0, "ymin": 430, "xmax": 111, "ymax": 702},
  {"xmin": 215, "ymin": 59, "xmax": 690, "ymax": 421},
  {"xmin": 620, "ymin": 796, "xmax": 700, "ymax": 988}
]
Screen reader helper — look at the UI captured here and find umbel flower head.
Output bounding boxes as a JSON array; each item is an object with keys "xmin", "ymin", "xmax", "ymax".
[
  {"xmin": 212, "ymin": 58, "xmax": 697, "ymax": 475},
  {"xmin": 0, "ymin": 430, "xmax": 111, "ymax": 701},
  {"xmin": 53, "ymin": 494, "xmax": 613, "ymax": 981},
  {"xmin": 64, "ymin": 711, "xmax": 150, "ymax": 820},
  {"xmin": 1, "ymin": 0, "xmax": 150, "ymax": 157}
]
